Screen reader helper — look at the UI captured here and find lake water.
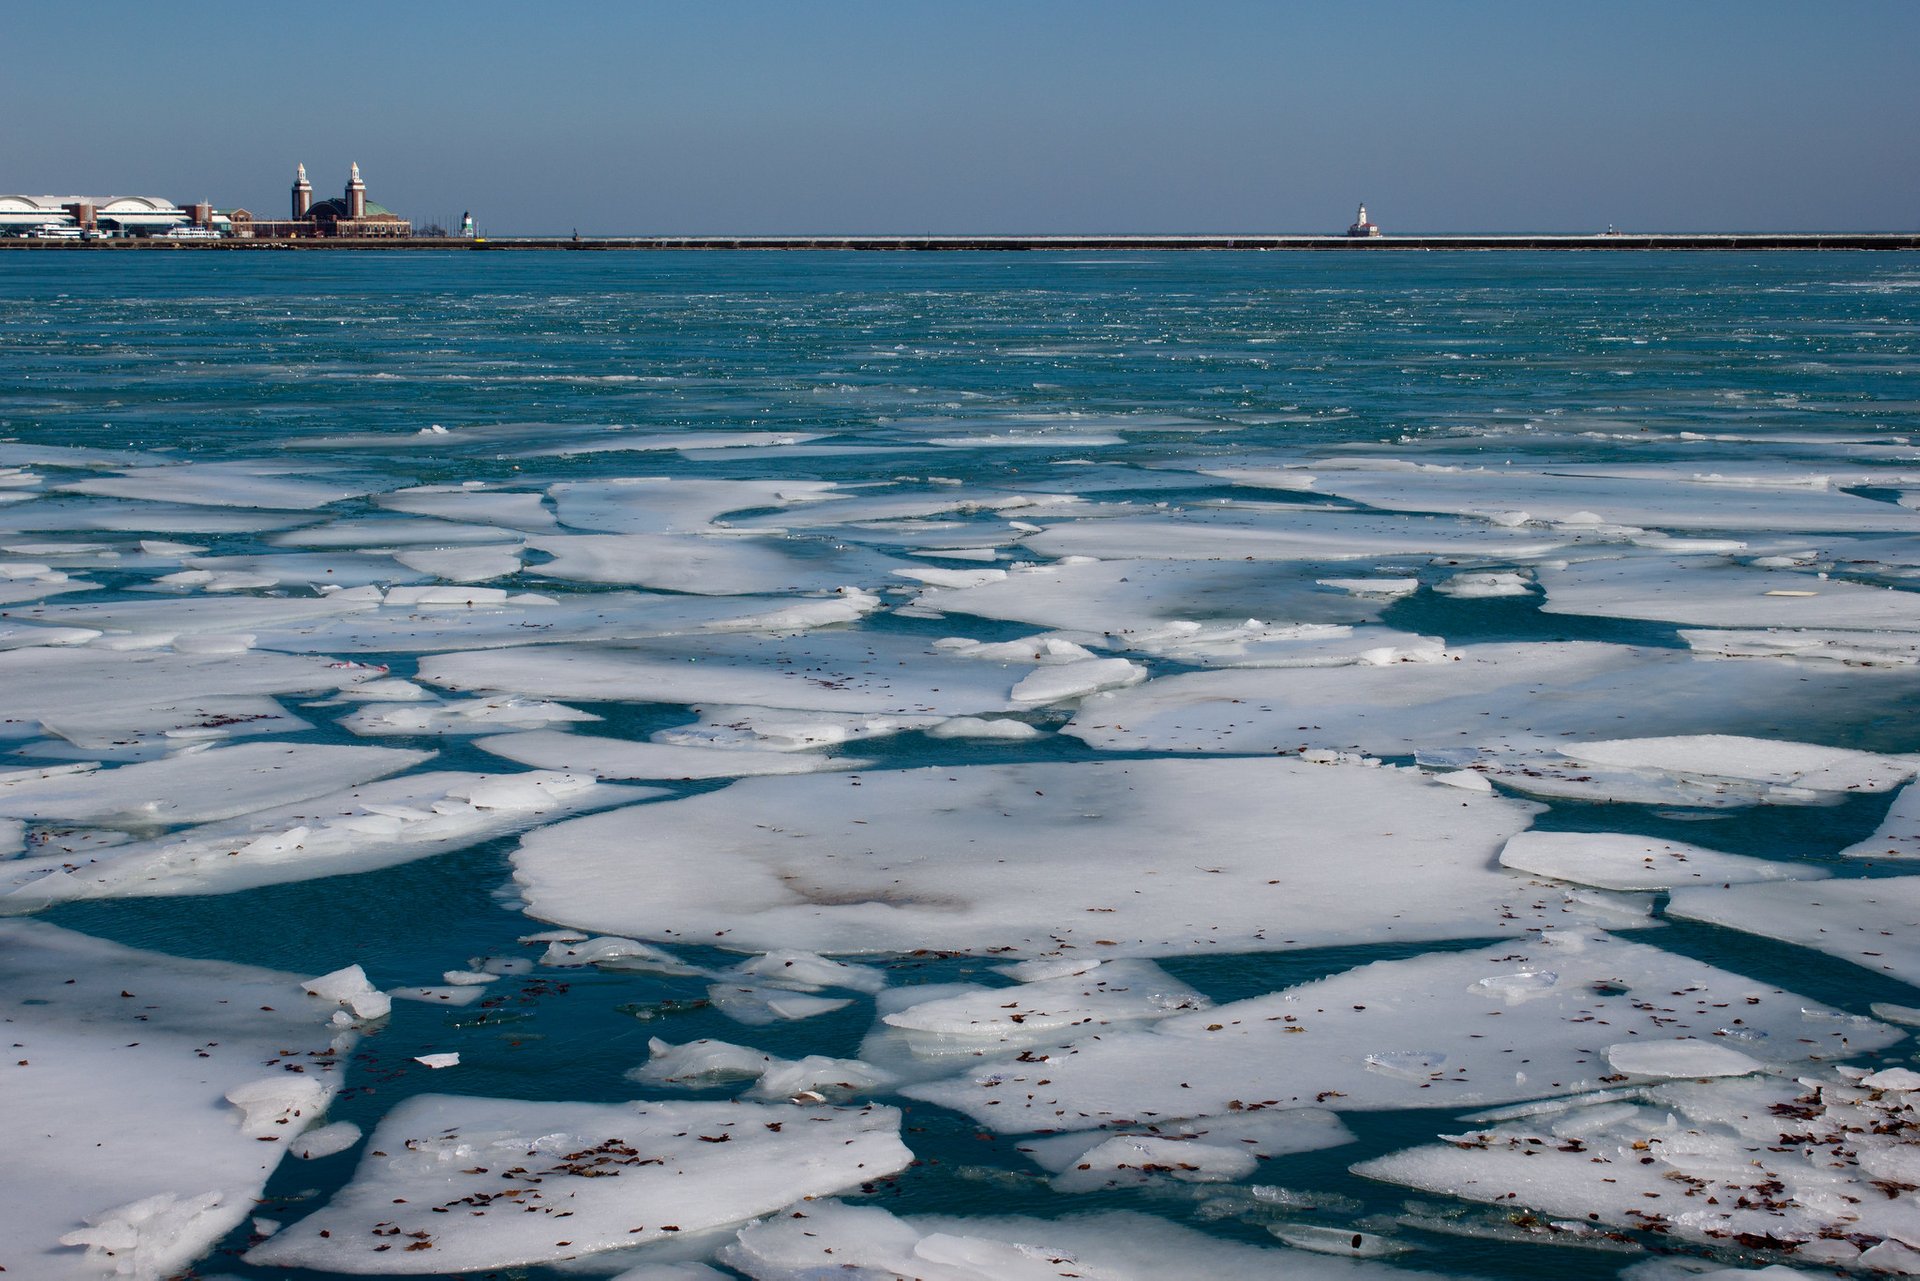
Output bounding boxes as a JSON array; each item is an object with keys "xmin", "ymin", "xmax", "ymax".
[{"xmin": 4, "ymin": 249, "xmax": 1920, "ymax": 1279}]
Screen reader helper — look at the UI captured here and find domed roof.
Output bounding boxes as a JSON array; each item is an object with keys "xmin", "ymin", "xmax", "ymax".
[{"xmin": 307, "ymin": 197, "xmax": 400, "ymax": 221}]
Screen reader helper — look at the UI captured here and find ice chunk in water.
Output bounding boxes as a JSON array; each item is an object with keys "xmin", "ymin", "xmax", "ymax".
[
  {"xmin": 511, "ymin": 757, "xmax": 1541, "ymax": 957},
  {"xmin": 0, "ymin": 743, "xmax": 431, "ymax": 827},
  {"xmin": 477, "ymin": 729, "xmax": 869, "ymax": 779},
  {"xmin": 1359, "ymin": 1071, "xmax": 1920, "ymax": 1261},
  {"xmin": 1499, "ymin": 830, "xmax": 1826, "ymax": 890},
  {"xmin": 906, "ymin": 931, "xmax": 1897, "ymax": 1134},
  {"xmin": 1017, "ymin": 1109, "xmax": 1352, "ymax": 1193},
  {"xmin": 1668, "ymin": 876, "xmax": 1920, "ymax": 985},
  {"xmin": 246, "ymin": 1095, "xmax": 912, "ymax": 1274},
  {"xmin": 722, "ymin": 1201, "xmax": 1444, "ymax": 1280},
  {"xmin": 1009, "ymin": 657, "xmax": 1146, "ymax": 704},
  {"xmin": 0, "ymin": 921, "xmax": 350, "ymax": 1281},
  {"xmin": 0, "ymin": 769, "xmax": 638, "ymax": 908},
  {"xmin": 287, "ymin": 1121, "xmax": 363, "ymax": 1160},
  {"xmin": 634, "ymin": 1037, "xmax": 895, "ymax": 1101},
  {"xmin": 302, "ymin": 964, "xmax": 390, "ymax": 1023}
]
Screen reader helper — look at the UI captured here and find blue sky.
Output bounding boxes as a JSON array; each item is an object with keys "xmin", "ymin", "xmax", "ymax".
[{"xmin": 6, "ymin": 1, "xmax": 1917, "ymax": 234}]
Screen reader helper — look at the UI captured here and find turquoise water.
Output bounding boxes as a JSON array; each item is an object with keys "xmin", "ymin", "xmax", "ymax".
[{"xmin": 5, "ymin": 250, "xmax": 1920, "ymax": 1279}]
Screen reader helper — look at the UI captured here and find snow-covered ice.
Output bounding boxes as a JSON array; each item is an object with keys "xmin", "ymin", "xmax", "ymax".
[
  {"xmin": 247, "ymin": 1095, "xmax": 912, "ymax": 1274},
  {"xmin": 0, "ymin": 921, "xmax": 352, "ymax": 1281},
  {"xmin": 513, "ymin": 756, "xmax": 1541, "ymax": 956}
]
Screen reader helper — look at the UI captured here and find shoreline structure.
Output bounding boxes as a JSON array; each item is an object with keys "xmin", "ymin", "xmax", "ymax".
[{"xmin": 4, "ymin": 232, "xmax": 1917, "ymax": 252}]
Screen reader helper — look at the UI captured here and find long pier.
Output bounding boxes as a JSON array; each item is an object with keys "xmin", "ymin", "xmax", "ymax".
[{"xmin": 4, "ymin": 233, "xmax": 1918, "ymax": 252}]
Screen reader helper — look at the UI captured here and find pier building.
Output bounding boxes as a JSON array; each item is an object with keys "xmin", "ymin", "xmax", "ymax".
[
  {"xmin": 0, "ymin": 194, "xmax": 232, "ymax": 238},
  {"xmin": 237, "ymin": 164, "xmax": 411, "ymax": 239}
]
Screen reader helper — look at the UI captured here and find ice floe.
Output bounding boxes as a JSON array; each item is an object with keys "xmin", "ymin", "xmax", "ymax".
[
  {"xmin": 0, "ymin": 921, "xmax": 350, "ymax": 1281},
  {"xmin": 1498, "ymin": 831, "xmax": 1827, "ymax": 891},
  {"xmin": 0, "ymin": 769, "xmax": 641, "ymax": 907},
  {"xmin": 423, "ymin": 632, "xmax": 1033, "ymax": 715},
  {"xmin": 513, "ymin": 757, "xmax": 1540, "ymax": 956},
  {"xmin": 1065, "ymin": 642, "xmax": 1920, "ymax": 761},
  {"xmin": 476, "ymin": 730, "xmax": 867, "ymax": 779},
  {"xmin": 1357, "ymin": 1067, "xmax": 1920, "ymax": 1266},
  {"xmin": 905, "ymin": 930, "xmax": 1898, "ymax": 1133},
  {"xmin": 722, "ymin": 1202, "xmax": 1455, "ymax": 1280},
  {"xmin": 1539, "ymin": 556, "xmax": 1920, "ymax": 630},
  {"xmin": 246, "ymin": 1095, "xmax": 912, "ymax": 1274},
  {"xmin": 1667, "ymin": 877, "xmax": 1920, "ymax": 985},
  {"xmin": 0, "ymin": 742, "xmax": 430, "ymax": 827}
]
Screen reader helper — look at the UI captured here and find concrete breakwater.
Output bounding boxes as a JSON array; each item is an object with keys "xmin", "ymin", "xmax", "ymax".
[{"xmin": 4, "ymin": 233, "xmax": 1917, "ymax": 251}]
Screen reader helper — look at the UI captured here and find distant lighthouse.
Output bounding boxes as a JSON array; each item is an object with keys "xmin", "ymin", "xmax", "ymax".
[{"xmin": 1347, "ymin": 203, "xmax": 1381, "ymax": 238}]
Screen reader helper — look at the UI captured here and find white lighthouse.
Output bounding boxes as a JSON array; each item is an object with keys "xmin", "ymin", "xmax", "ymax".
[{"xmin": 1347, "ymin": 203, "xmax": 1381, "ymax": 237}]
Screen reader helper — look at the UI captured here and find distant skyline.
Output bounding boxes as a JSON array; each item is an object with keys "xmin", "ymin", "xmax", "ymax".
[{"xmin": 5, "ymin": 1, "xmax": 1918, "ymax": 236}]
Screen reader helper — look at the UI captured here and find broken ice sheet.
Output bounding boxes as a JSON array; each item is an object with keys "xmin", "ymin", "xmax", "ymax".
[
  {"xmin": 390, "ymin": 543, "xmax": 523, "ymax": 582},
  {"xmin": 1538, "ymin": 555, "xmax": 1920, "ymax": 629},
  {"xmin": 547, "ymin": 476, "xmax": 842, "ymax": 533},
  {"xmin": 1065, "ymin": 641, "xmax": 1920, "ymax": 760},
  {"xmin": 512, "ymin": 757, "xmax": 1540, "ymax": 957},
  {"xmin": 0, "ymin": 742, "xmax": 431, "ymax": 827},
  {"xmin": 1498, "ymin": 830, "xmax": 1827, "ymax": 891},
  {"xmin": 1356, "ymin": 1070, "xmax": 1920, "ymax": 1268},
  {"xmin": 1442, "ymin": 734, "xmax": 1920, "ymax": 809},
  {"xmin": 527, "ymin": 531, "xmax": 904, "ymax": 596},
  {"xmin": 55, "ymin": 461, "xmax": 374, "ymax": 511},
  {"xmin": 633, "ymin": 1037, "xmax": 896, "ymax": 1101},
  {"xmin": 478, "ymin": 729, "xmax": 870, "ymax": 779},
  {"xmin": 1843, "ymin": 779, "xmax": 1920, "ymax": 860},
  {"xmin": 338, "ymin": 694, "xmax": 599, "ymax": 736},
  {"xmin": 0, "ymin": 770, "xmax": 649, "ymax": 908},
  {"xmin": 422, "ymin": 631, "xmax": 1034, "ymax": 716},
  {"xmin": 1291, "ymin": 459, "xmax": 1920, "ymax": 533},
  {"xmin": 904, "ymin": 930, "xmax": 1898, "ymax": 1135},
  {"xmin": 1020, "ymin": 509, "xmax": 1571, "ymax": 563},
  {"xmin": 721, "ymin": 1201, "xmax": 1456, "ymax": 1280},
  {"xmin": 0, "ymin": 920, "xmax": 350, "ymax": 1281},
  {"xmin": 1681, "ymin": 627, "xmax": 1920, "ymax": 666},
  {"xmin": 871, "ymin": 959, "xmax": 1211, "ymax": 1058},
  {"xmin": 1017, "ymin": 1108, "xmax": 1354, "ymax": 1193},
  {"xmin": 1667, "ymin": 876, "xmax": 1920, "ymax": 986},
  {"xmin": 904, "ymin": 554, "xmax": 1396, "ymax": 637},
  {"xmin": 245, "ymin": 1095, "xmax": 912, "ymax": 1274}
]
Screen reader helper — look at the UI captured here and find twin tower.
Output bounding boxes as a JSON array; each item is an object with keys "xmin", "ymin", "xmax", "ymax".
[{"xmin": 291, "ymin": 163, "xmax": 366, "ymax": 221}]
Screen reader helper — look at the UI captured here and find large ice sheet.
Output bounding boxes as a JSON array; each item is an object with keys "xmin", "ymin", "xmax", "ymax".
[
  {"xmin": 1667, "ymin": 877, "xmax": 1920, "ymax": 985},
  {"xmin": 1021, "ymin": 511, "xmax": 1571, "ymax": 562},
  {"xmin": 56, "ymin": 462, "xmax": 371, "ymax": 511},
  {"xmin": 1293, "ymin": 461, "xmax": 1920, "ymax": 533},
  {"xmin": 1065, "ymin": 642, "xmax": 1920, "ymax": 759},
  {"xmin": 0, "ymin": 742, "xmax": 430, "ymax": 826},
  {"xmin": 1357, "ymin": 1069, "xmax": 1920, "ymax": 1266},
  {"xmin": 423, "ymin": 632, "xmax": 1029, "ymax": 715},
  {"xmin": 908, "ymin": 556, "xmax": 1390, "ymax": 637},
  {"xmin": 0, "ymin": 770, "xmax": 646, "ymax": 907},
  {"xmin": 1539, "ymin": 556, "xmax": 1920, "ymax": 629},
  {"xmin": 244, "ymin": 590, "xmax": 865, "ymax": 654},
  {"xmin": 378, "ymin": 484, "xmax": 557, "ymax": 529},
  {"xmin": 0, "ymin": 921, "xmax": 350, "ymax": 1281},
  {"xmin": 247, "ymin": 1094, "xmax": 912, "ymax": 1274},
  {"xmin": 724, "ymin": 1202, "xmax": 1463, "ymax": 1280},
  {"xmin": 513, "ymin": 757, "xmax": 1540, "ymax": 957},
  {"xmin": 906, "ymin": 930, "xmax": 1897, "ymax": 1133},
  {"xmin": 476, "ymin": 730, "xmax": 867, "ymax": 779},
  {"xmin": 527, "ymin": 532, "xmax": 889, "ymax": 595},
  {"xmin": 548, "ymin": 477, "xmax": 842, "ymax": 533}
]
